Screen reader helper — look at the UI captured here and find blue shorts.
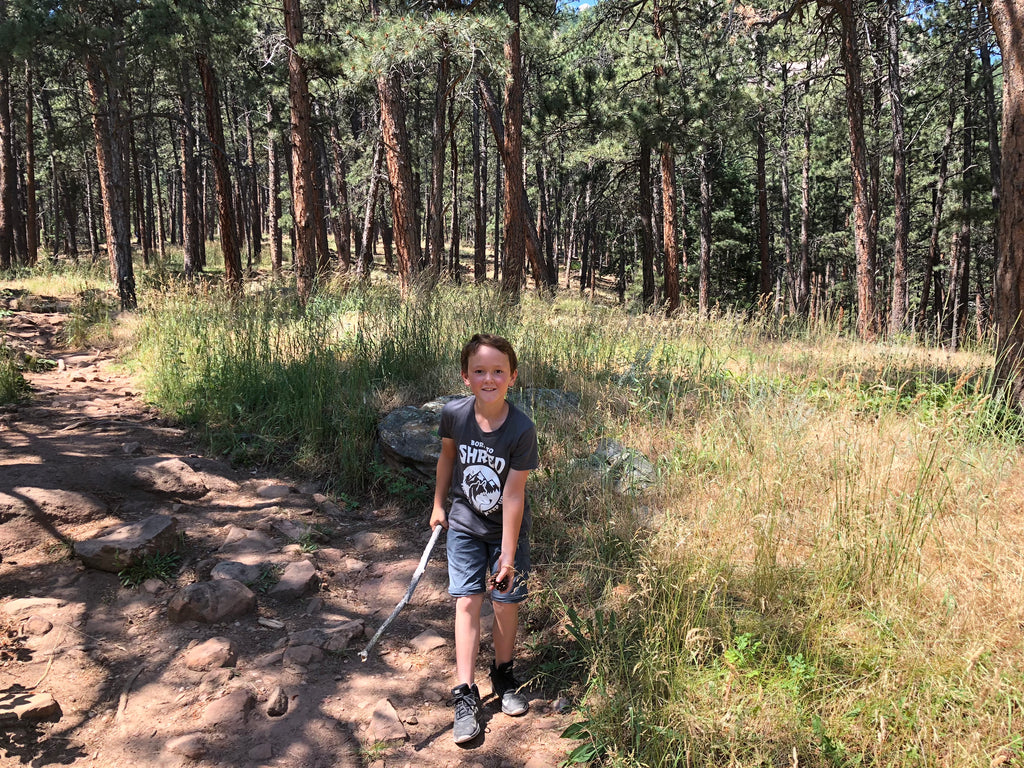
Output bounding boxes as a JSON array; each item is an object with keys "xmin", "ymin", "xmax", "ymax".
[{"xmin": 446, "ymin": 527, "xmax": 530, "ymax": 604}]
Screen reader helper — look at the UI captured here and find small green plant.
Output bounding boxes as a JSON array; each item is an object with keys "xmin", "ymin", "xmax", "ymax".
[
  {"xmin": 118, "ymin": 550, "xmax": 182, "ymax": 588},
  {"xmin": 0, "ymin": 346, "xmax": 30, "ymax": 404},
  {"xmin": 254, "ymin": 564, "xmax": 283, "ymax": 593}
]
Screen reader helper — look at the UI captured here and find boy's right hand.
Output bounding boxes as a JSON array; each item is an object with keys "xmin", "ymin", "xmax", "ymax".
[{"xmin": 429, "ymin": 506, "xmax": 448, "ymax": 530}]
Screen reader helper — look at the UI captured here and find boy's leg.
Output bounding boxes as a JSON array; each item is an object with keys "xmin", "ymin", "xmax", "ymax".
[
  {"xmin": 454, "ymin": 594, "xmax": 484, "ymax": 686},
  {"xmin": 492, "ymin": 601, "xmax": 519, "ymax": 667}
]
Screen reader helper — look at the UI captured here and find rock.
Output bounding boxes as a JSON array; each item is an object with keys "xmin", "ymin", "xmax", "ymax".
[
  {"xmin": 0, "ymin": 691, "xmax": 62, "ymax": 724},
  {"xmin": 404, "ymin": 714, "xmax": 418, "ymax": 725},
  {"xmin": 183, "ymin": 637, "xmax": 237, "ymax": 671},
  {"xmin": 141, "ymin": 578, "xmax": 165, "ymax": 595},
  {"xmin": 0, "ymin": 488, "xmax": 108, "ymax": 531},
  {"xmin": 74, "ymin": 515, "xmax": 180, "ymax": 573},
  {"xmin": 253, "ymin": 649, "xmax": 285, "ymax": 668},
  {"xmin": 508, "ymin": 387, "xmax": 581, "ymax": 418},
  {"xmin": 351, "ymin": 532, "xmax": 380, "ymax": 553},
  {"xmin": 121, "ymin": 441, "xmax": 142, "ymax": 456},
  {"xmin": 165, "ymin": 733, "xmax": 207, "ymax": 759},
  {"xmin": 525, "ymin": 755, "xmax": 557, "ymax": 768},
  {"xmin": 23, "ymin": 616, "xmax": 53, "ymax": 636},
  {"xmin": 249, "ymin": 743, "xmax": 274, "ymax": 761},
  {"xmin": 199, "ymin": 668, "xmax": 233, "ymax": 693},
  {"xmin": 201, "ymin": 688, "xmax": 253, "ymax": 728},
  {"xmin": 552, "ymin": 697, "xmax": 572, "ymax": 714},
  {"xmin": 211, "ymin": 561, "xmax": 263, "ymax": 586},
  {"xmin": 282, "ymin": 645, "xmax": 322, "ymax": 669},
  {"xmin": 271, "ymin": 519, "xmax": 310, "ymax": 541},
  {"xmin": 258, "ymin": 617, "xmax": 285, "ymax": 630},
  {"xmin": 2, "ymin": 597, "xmax": 65, "ymax": 618},
  {"xmin": 288, "ymin": 628, "xmax": 326, "ymax": 648},
  {"xmin": 115, "ymin": 457, "xmax": 209, "ymax": 498},
  {"xmin": 322, "ymin": 620, "xmax": 364, "ymax": 652},
  {"xmin": 266, "ymin": 686, "xmax": 288, "ymax": 717},
  {"xmin": 410, "ymin": 629, "xmax": 446, "ymax": 655},
  {"xmin": 378, "ymin": 390, "xmax": 578, "ymax": 482},
  {"xmin": 257, "ymin": 484, "xmax": 292, "ymax": 499},
  {"xmin": 167, "ymin": 579, "xmax": 256, "ymax": 624},
  {"xmin": 217, "ymin": 528, "xmax": 277, "ymax": 562},
  {"xmin": 269, "ymin": 560, "xmax": 318, "ymax": 599},
  {"xmin": 377, "ymin": 397, "xmax": 460, "ymax": 482},
  {"xmin": 370, "ymin": 699, "xmax": 407, "ymax": 743},
  {"xmin": 588, "ymin": 439, "xmax": 657, "ymax": 493}
]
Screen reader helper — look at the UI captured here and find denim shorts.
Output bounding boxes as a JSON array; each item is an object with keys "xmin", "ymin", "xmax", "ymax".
[{"xmin": 446, "ymin": 527, "xmax": 530, "ymax": 604}]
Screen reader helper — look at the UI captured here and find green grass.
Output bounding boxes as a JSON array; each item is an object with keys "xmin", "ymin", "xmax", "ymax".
[
  {"xmin": 6, "ymin": 260, "xmax": 1024, "ymax": 767},
  {"xmin": 0, "ymin": 344, "xmax": 31, "ymax": 404}
]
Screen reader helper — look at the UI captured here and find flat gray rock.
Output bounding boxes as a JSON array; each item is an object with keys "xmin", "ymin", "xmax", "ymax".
[
  {"xmin": 74, "ymin": 515, "xmax": 180, "ymax": 573},
  {"xmin": 114, "ymin": 457, "xmax": 209, "ymax": 498},
  {"xmin": 370, "ymin": 699, "xmax": 407, "ymax": 743},
  {"xmin": 210, "ymin": 561, "xmax": 262, "ymax": 586},
  {"xmin": 183, "ymin": 637, "xmax": 237, "ymax": 671},
  {"xmin": 269, "ymin": 560, "xmax": 318, "ymax": 600},
  {"xmin": 201, "ymin": 688, "xmax": 253, "ymax": 728},
  {"xmin": 167, "ymin": 579, "xmax": 256, "ymax": 624}
]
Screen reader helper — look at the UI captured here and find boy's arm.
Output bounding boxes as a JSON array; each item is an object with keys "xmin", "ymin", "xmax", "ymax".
[
  {"xmin": 430, "ymin": 437, "xmax": 457, "ymax": 530},
  {"xmin": 494, "ymin": 468, "xmax": 529, "ymax": 591}
]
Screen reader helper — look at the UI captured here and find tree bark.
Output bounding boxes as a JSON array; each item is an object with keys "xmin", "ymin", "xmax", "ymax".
[
  {"xmin": 197, "ymin": 52, "xmax": 241, "ymax": 290},
  {"xmin": 988, "ymin": 0, "xmax": 1024, "ymax": 402},
  {"xmin": 472, "ymin": 86, "xmax": 487, "ymax": 282},
  {"xmin": 378, "ymin": 69, "xmax": 422, "ymax": 291},
  {"xmin": 283, "ymin": 0, "xmax": 316, "ymax": 298},
  {"xmin": 178, "ymin": 85, "xmax": 202, "ymax": 279},
  {"xmin": 887, "ymin": 0, "xmax": 910, "ymax": 336},
  {"xmin": 698, "ymin": 152, "xmax": 712, "ymax": 318},
  {"xmin": 84, "ymin": 51, "xmax": 136, "ymax": 308},
  {"xmin": 267, "ymin": 99, "xmax": 283, "ymax": 274},
  {"xmin": 356, "ymin": 131, "xmax": 384, "ymax": 279},
  {"xmin": 329, "ymin": 123, "xmax": 351, "ymax": 271},
  {"xmin": 837, "ymin": 0, "xmax": 876, "ymax": 337},
  {"xmin": 638, "ymin": 143, "xmax": 657, "ymax": 310},
  {"xmin": 428, "ymin": 54, "xmax": 450, "ymax": 275},
  {"xmin": 500, "ymin": 0, "xmax": 526, "ymax": 300},
  {"xmin": 0, "ymin": 37, "xmax": 17, "ymax": 269},
  {"xmin": 660, "ymin": 143, "xmax": 680, "ymax": 316},
  {"xmin": 24, "ymin": 62, "xmax": 37, "ymax": 265}
]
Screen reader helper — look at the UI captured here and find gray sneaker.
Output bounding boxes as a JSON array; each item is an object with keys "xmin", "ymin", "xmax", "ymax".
[
  {"xmin": 451, "ymin": 683, "xmax": 481, "ymax": 744},
  {"xmin": 489, "ymin": 661, "xmax": 529, "ymax": 716}
]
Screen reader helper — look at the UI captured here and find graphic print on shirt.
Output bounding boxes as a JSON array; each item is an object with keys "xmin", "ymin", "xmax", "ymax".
[{"xmin": 460, "ymin": 440, "xmax": 506, "ymax": 513}]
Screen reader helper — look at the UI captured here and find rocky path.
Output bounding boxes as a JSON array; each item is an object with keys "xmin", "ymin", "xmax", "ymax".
[{"xmin": 0, "ymin": 297, "xmax": 574, "ymax": 767}]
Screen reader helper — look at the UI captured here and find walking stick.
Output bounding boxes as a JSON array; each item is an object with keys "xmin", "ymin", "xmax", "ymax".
[{"xmin": 359, "ymin": 524, "xmax": 443, "ymax": 662}]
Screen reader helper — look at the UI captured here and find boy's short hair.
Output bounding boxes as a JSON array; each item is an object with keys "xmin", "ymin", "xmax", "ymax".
[{"xmin": 461, "ymin": 333, "xmax": 518, "ymax": 375}]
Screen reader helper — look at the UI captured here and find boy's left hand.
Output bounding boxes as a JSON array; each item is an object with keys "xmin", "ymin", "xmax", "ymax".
[{"xmin": 491, "ymin": 559, "xmax": 515, "ymax": 593}]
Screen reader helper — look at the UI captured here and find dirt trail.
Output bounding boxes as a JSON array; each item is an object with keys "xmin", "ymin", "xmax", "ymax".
[{"xmin": 0, "ymin": 298, "xmax": 574, "ymax": 767}]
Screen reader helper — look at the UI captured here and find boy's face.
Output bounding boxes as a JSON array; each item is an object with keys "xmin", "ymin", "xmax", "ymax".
[{"xmin": 462, "ymin": 344, "xmax": 517, "ymax": 406}]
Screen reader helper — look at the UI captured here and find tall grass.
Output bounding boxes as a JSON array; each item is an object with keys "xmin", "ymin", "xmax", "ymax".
[{"xmin": 122, "ymin": 277, "xmax": 1024, "ymax": 766}]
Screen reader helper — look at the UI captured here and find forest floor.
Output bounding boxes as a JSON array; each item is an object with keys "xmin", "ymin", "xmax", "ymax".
[{"xmin": 0, "ymin": 294, "xmax": 575, "ymax": 768}]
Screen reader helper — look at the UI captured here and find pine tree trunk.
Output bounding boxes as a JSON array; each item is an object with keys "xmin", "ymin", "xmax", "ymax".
[
  {"xmin": 838, "ymin": 0, "xmax": 876, "ymax": 337},
  {"xmin": 178, "ymin": 86, "xmax": 202, "ymax": 279},
  {"xmin": 638, "ymin": 143, "xmax": 657, "ymax": 310},
  {"xmin": 267, "ymin": 100, "xmax": 283, "ymax": 274},
  {"xmin": 448, "ymin": 97, "xmax": 461, "ymax": 282},
  {"xmin": 979, "ymin": 0, "xmax": 1001, "ymax": 312},
  {"xmin": 0, "ymin": 48, "xmax": 17, "ymax": 269},
  {"xmin": 698, "ymin": 152, "xmax": 713, "ymax": 318},
  {"xmin": 428, "ymin": 55, "xmax": 449, "ymax": 276},
  {"xmin": 500, "ymin": 0, "xmax": 526, "ymax": 300},
  {"xmin": 919, "ymin": 101, "xmax": 954, "ymax": 333},
  {"xmin": 84, "ymin": 52, "xmax": 136, "ymax": 309},
  {"xmin": 24, "ymin": 62, "xmax": 37, "ymax": 265},
  {"xmin": 472, "ymin": 87, "xmax": 487, "ymax": 282},
  {"xmin": 378, "ymin": 69, "xmax": 422, "ymax": 291},
  {"xmin": 660, "ymin": 142, "xmax": 680, "ymax": 316},
  {"xmin": 357, "ymin": 132, "xmax": 384, "ymax": 279},
  {"xmin": 780, "ymin": 67, "xmax": 796, "ymax": 314},
  {"xmin": 887, "ymin": 0, "xmax": 910, "ymax": 336},
  {"xmin": 197, "ymin": 52, "xmax": 241, "ymax": 290},
  {"xmin": 329, "ymin": 124, "xmax": 351, "ymax": 271}
]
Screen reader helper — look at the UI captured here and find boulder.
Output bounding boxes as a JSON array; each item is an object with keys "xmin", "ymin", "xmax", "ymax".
[
  {"xmin": 74, "ymin": 515, "xmax": 180, "ymax": 573},
  {"xmin": 2, "ymin": 597, "xmax": 65, "ymax": 618},
  {"xmin": 183, "ymin": 637, "xmax": 237, "ymax": 671},
  {"xmin": 266, "ymin": 686, "xmax": 288, "ymax": 717},
  {"xmin": 0, "ymin": 691, "xmax": 62, "ymax": 725},
  {"xmin": 378, "ymin": 389, "xmax": 579, "ymax": 482},
  {"xmin": 370, "ymin": 699, "xmax": 407, "ymax": 743},
  {"xmin": 410, "ymin": 629, "xmax": 447, "ymax": 655},
  {"xmin": 165, "ymin": 733, "xmax": 207, "ymax": 759},
  {"xmin": 201, "ymin": 688, "xmax": 253, "ymax": 728},
  {"xmin": 114, "ymin": 457, "xmax": 209, "ymax": 498},
  {"xmin": 269, "ymin": 560, "xmax": 318, "ymax": 600},
  {"xmin": 210, "ymin": 561, "xmax": 263, "ymax": 586},
  {"xmin": 167, "ymin": 579, "xmax": 256, "ymax": 624},
  {"xmin": 257, "ymin": 484, "xmax": 292, "ymax": 499},
  {"xmin": 588, "ymin": 439, "xmax": 657, "ymax": 493}
]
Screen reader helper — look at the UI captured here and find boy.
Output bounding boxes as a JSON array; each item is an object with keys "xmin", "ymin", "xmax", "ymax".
[{"xmin": 430, "ymin": 333, "xmax": 539, "ymax": 744}]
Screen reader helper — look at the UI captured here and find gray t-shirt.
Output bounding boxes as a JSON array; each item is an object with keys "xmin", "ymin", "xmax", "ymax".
[{"xmin": 439, "ymin": 395, "xmax": 539, "ymax": 543}]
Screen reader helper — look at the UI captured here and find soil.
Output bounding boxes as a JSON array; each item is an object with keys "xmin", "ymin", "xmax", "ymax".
[{"xmin": 0, "ymin": 296, "xmax": 576, "ymax": 768}]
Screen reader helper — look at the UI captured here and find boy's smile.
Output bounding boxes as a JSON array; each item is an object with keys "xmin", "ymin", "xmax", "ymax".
[{"xmin": 462, "ymin": 344, "xmax": 517, "ymax": 408}]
